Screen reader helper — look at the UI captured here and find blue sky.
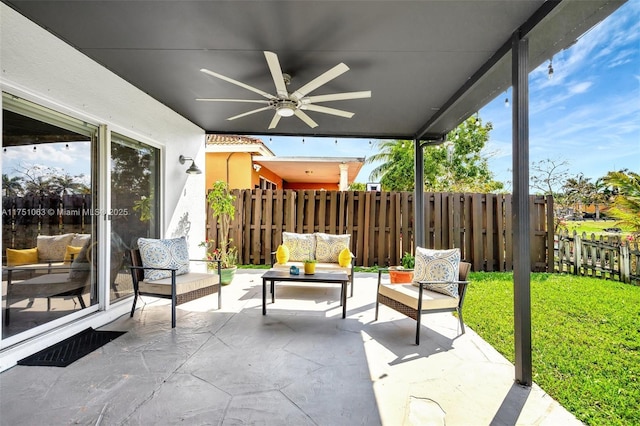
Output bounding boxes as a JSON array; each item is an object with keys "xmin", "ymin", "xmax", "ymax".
[{"xmin": 264, "ymin": 1, "xmax": 640, "ymax": 189}]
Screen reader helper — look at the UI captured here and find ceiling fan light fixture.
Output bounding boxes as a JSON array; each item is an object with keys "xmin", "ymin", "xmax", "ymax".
[
  {"xmin": 276, "ymin": 100, "xmax": 297, "ymax": 117},
  {"xmin": 198, "ymin": 51, "xmax": 370, "ymax": 130}
]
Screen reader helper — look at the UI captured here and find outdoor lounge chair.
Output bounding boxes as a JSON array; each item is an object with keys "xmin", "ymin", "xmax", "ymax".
[
  {"xmin": 375, "ymin": 261, "xmax": 471, "ymax": 345},
  {"xmin": 129, "ymin": 248, "xmax": 222, "ymax": 328}
]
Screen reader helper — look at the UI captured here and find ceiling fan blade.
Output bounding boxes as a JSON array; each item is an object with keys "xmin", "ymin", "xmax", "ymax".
[
  {"xmin": 300, "ymin": 104, "xmax": 354, "ymax": 118},
  {"xmin": 227, "ymin": 106, "xmax": 273, "ymax": 121},
  {"xmin": 291, "ymin": 63, "xmax": 349, "ymax": 100},
  {"xmin": 264, "ymin": 51, "xmax": 289, "ymax": 98},
  {"xmin": 196, "ymin": 98, "xmax": 270, "ymax": 104},
  {"xmin": 200, "ymin": 68, "xmax": 276, "ymax": 100},
  {"xmin": 268, "ymin": 113, "xmax": 282, "ymax": 129},
  {"xmin": 294, "ymin": 110, "xmax": 318, "ymax": 128},
  {"xmin": 304, "ymin": 91, "xmax": 372, "ymax": 103}
]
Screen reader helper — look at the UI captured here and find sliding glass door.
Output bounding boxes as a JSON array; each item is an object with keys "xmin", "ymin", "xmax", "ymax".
[
  {"xmin": 2, "ymin": 93, "xmax": 99, "ymax": 341},
  {"xmin": 109, "ymin": 133, "xmax": 160, "ymax": 303}
]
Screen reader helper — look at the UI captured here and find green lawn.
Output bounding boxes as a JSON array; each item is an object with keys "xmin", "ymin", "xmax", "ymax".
[
  {"xmin": 464, "ymin": 272, "xmax": 640, "ymax": 425},
  {"xmin": 560, "ymin": 219, "xmax": 633, "ymax": 238}
]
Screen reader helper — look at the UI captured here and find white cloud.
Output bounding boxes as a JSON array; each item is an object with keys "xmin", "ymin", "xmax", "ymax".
[{"xmin": 568, "ymin": 81, "xmax": 593, "ymax": 95}]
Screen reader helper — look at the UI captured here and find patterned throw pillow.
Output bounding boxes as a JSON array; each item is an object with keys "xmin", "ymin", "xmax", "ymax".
[
  {"xmin": 138, "ymin": 237, "xmax": 190, "ymax": 281},
  {"xmin": 315, "ymin": 233, "xmax": 351, "ymax": 263},
  {"xmin": 282, "ymin": 232, "xmax": 316, "ymax": 262},
  {"xmin": 71, "ymin": 233, "xmax": 91, "ymax": 248},
  {"xmin": 413, "ymin": 247, "xmax": 461, "ymax": 297},
  {"xmin": 37, "ymin": 233, "xmax": 75, "ymax": 261}
]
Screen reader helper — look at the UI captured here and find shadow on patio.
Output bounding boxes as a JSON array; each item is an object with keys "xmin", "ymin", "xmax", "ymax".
[{"xmin": 0, "ymin": 270, "xmax": 580, "ymax": 425}]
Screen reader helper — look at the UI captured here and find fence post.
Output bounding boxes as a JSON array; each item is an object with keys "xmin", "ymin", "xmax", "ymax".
[
  {"xmin": 546, "ymin": 195, "xmax": 554, "ymax": 272},
  {"xmin": 620, "ymin": 242, "xmax": 630, "ymax": 283},
  {"xmin": 573, "ymin": 232, "xmax": 582, "ymax": 276}
]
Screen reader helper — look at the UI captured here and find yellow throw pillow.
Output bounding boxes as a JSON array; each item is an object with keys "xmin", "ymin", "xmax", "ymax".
[
  {"xmin": 338, "ymin": 248, "xmax": 352, "ymax": 267},
  {"xmin": 276, "ymin": 245, "xmax": 290, "ymax": 264},
  {"xmin": 64, "ymin": 245, "xmax": 84, "ymax": 263},
  {"xmin": 6, "ymin": 247, "xmax": 39, "ymax": 267}
]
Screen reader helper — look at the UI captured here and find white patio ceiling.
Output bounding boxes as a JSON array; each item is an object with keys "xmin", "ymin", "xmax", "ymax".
[{"xmin": 1, "ymin": 0, "xmax": 625, "ymax": 140}]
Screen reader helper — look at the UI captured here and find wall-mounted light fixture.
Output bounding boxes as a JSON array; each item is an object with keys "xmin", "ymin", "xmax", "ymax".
[
  {"xmin": 253, "ymin": 163, "xmax": 262, "ymax": 172},
  {"xmin": 179, "ymin": 155, "xmax": 202, "ymax": 174}
]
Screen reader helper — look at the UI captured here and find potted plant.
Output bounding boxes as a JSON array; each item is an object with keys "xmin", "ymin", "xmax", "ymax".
[
  {"xmin": 389, "ymin": 252, "xmax": 415, "ymax": 283},
  {"xmin": 303, "ymin": 258, "xmax": 317, "ymax": 275},
  {"xmin": 204, "ymin": 180, "xmax": 238, "ymax": 284}
]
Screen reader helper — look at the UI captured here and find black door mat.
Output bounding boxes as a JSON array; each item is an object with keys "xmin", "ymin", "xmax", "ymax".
[{"xmin": 17, "ymin": 327, "xmax": 126, "ymax": 367}]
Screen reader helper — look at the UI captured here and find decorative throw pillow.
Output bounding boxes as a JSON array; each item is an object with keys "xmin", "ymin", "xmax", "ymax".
[
  {"xmin": 276, "ymin": 244, "xmax": 290, "ymax": 264},
  {"xmin": 315, "ymin": 233, "xmax": 351, "ymax": 263},
  {"xmin": 282, "ymin": 232, "xmax": 316, "ymax": 262},
  {"xmin": 413, "ymin": 247, "xmax": 461, "ymax": 297},
  {"xmin": 138, "ymin": 237, "xmax": 190, "ymax": 281},
  {"xmin": 71, "ymin": 233, "xmax": 91, "ymax": 248},
  {"xmin": 37, "ymin": 233, "xmax": 75, "ymax": 262},
  {"xmin": 64, "ymin": 245, "xmax": 84, "ymax": 263},
  {"xmin": 338, "ymin": 248, "xmax": 352, "ymax": 268},
  {"xmin": 6, "ymin": 247, "xmax": 39, "ymax": 266}
]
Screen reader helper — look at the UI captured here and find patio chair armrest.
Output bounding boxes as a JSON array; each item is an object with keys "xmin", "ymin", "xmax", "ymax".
[
  {"xmin": 188, "ymin": 258, "xmax": 223, "ymax": 275},
  {"xmin": 415, "ymin": 280, "xmax": 468, "ymax": 286}
]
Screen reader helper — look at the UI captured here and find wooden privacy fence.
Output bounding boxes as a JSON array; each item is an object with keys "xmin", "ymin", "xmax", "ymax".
[
  {"xmin": 206, "ymin": 189, "xmax": 553, "ymax": 272},
  {"xmin": 555, "ymin": 230, "xmax": 639, "ymax": 284},
  {"xmin": 2, "ymin": 194, "xmax": 93, "ymax": 252}
]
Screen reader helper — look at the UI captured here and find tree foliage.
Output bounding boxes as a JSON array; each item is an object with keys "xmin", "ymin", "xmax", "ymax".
[
  {"xmin": 366, "ymin": 116, "xmax": 504, "ymax": 192},
  {"xmin": 530, "ymin": 159, "xmax": 570, "ymax": 198},
  {"xmin": 603, "ymin": 170, "xmax": 640, "ymax": 236},
  {"xmin": 4, "ymin": 165, "xmax": 88, "ymax": 197},
  {"xmin": 347, "ymin": 182, "xmax": 366, "ymax": 191},
  {"xmin": 367, "ymin": 140, "xmax": 415, "ymax": 191}
]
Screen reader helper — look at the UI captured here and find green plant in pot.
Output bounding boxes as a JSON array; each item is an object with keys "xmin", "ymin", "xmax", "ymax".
[
  {"xmin": 303, "ymin": 258, "xmax": 317, "ymax": 275},
  {"xmin": 401, "ymin": 252, "xmax": 415, "ymax": 269},
  {"xmin": 389, "ymin": 252, "xmax": 415, "ymax": 283},
  {"xmin": 204, "ymin": 180, "xmax": 238, "ymax": 284}
]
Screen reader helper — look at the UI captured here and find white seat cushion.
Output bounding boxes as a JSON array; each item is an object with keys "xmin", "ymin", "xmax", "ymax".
[
  {"xmin": 141, "ymin": 272, "xmax": 219, "ymax": 296},
  {"xmin": 379, "ymin": 283, "xmax": 459, "ymax": 310}
]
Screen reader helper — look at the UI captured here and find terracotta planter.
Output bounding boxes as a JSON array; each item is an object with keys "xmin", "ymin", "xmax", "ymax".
[
  {"xmin": 304, "ymin": 262, "xmax": 317, "ymax": 275},
  {"xmin": 389, "ymin": 268, "xmax": 414, "ymax": 283}
]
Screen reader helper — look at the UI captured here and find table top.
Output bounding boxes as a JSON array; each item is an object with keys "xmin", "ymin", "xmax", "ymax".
[{"xmin": 262, "ymin": 269, "xmax": 349, "ymax": 283}]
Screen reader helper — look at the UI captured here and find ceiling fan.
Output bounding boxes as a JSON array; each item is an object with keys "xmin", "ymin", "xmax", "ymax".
[{"xmin": 197, "ymin": 51, "xmax": 371, "ymax": 129}]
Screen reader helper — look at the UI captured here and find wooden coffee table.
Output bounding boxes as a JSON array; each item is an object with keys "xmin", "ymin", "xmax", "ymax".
[{"xmin": 261, "ymin": 269, "xmax": 349, "ymax": 318}]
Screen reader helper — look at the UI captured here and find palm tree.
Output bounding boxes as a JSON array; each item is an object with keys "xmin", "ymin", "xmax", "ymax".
[
  {"xmin": 603, "ymin": 171, "xmax": 640, "ymax": 236},
  {"xmin": 366, "ymin": 117, "xmax": 503, "ymax": 193},
  {"xmin": 50, "ymin": 173, "xmax": 89, "ymax": 195},
  {"xmin": 366, "ymin": 140, "xmax": 415, "ymax": 191},
  {"xmin": 563, "ymin": 174, "xmax": 592, "ymax": 217},
  {"xmin": 589, "ymin": 178, "xmax": 610, "ymax": 220},
  {"xmin": 2, "ymin": 174, "xmax": 23, "ymax": 197}
]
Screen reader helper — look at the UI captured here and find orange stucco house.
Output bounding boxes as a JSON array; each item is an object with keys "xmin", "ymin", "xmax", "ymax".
[{"xmin": 205, "ymin": 135, "xmax": 364, "ymax": 191}]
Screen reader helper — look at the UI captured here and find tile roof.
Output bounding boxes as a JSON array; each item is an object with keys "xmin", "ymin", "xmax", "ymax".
[{"xmin": 206, "ymin": 134, "xmax": 265, "ymax": 146}]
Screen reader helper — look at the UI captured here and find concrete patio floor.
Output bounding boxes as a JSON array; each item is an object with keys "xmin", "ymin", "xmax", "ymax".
[{"xmin": 0, "ymin": 270, "xmax": 581, "ymax": 425}]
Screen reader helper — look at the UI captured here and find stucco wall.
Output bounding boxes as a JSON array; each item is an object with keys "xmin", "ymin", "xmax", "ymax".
[
  {"xmin": 0, "ymin": 4, "xmax": 206, "ymax": 253},
  {"xmin": 0, "ymin": 4, "xmax": 210, "ymax": 369}
]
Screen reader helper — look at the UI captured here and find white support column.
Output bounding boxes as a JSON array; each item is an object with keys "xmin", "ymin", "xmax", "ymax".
[
  {"xmin": 414, "ymin": 139, "xmax": 425, "ymax": 247},
  {"xmin": 338, "ymin": 163, "xmax": 349, "ymax": 191}
]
